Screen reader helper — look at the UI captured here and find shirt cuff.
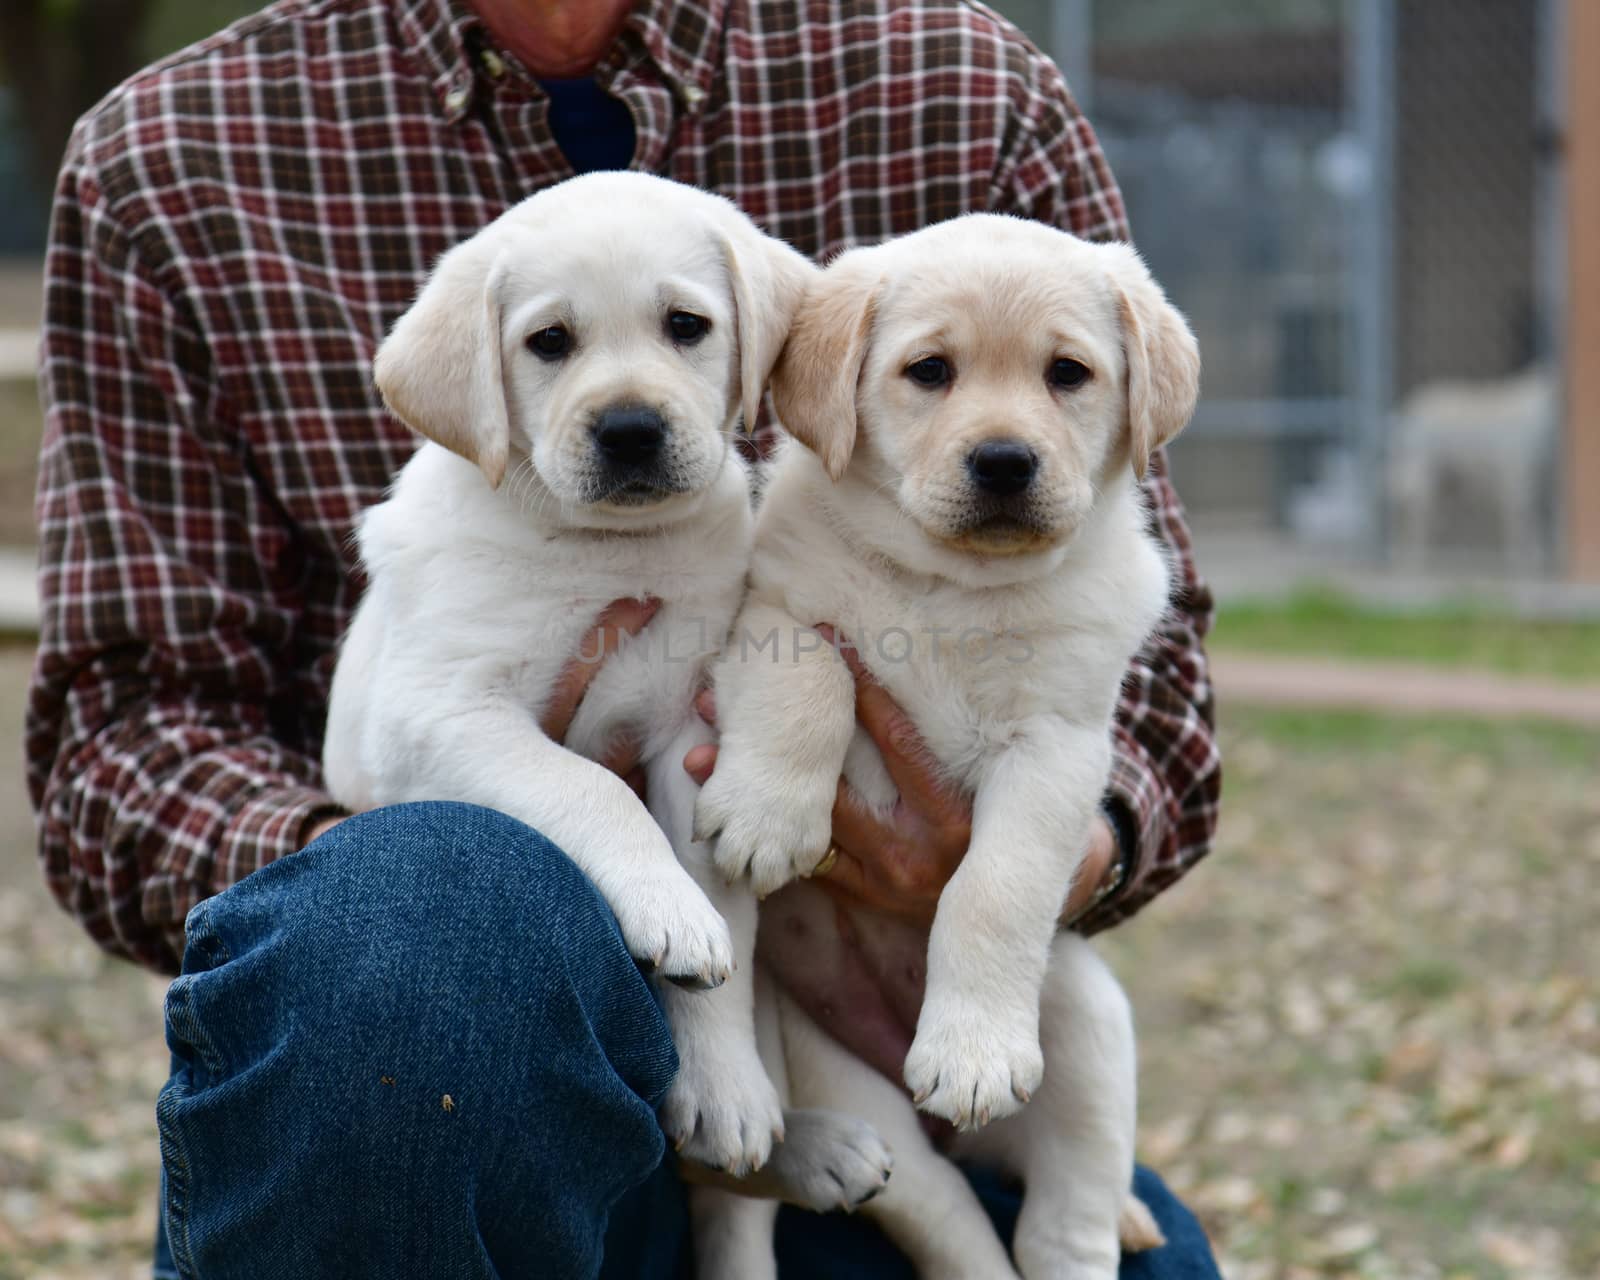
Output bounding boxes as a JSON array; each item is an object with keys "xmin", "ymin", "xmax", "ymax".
[
  {"xmin": 161, "ymin": 784, "xmax": 349, "ymax": 959},
  {"xmin": 1074, "ymin": 726, "xmax": 1171, "ymax": 936},
  {"xmin": 221, "ymin": 784, "xmax": 349, "ymax": 870}
]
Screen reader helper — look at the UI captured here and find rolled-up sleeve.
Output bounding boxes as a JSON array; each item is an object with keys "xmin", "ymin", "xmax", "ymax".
[
  {"xmin": 1089, "ymin": 456, "xmax": 1222, "ymax": 932},
  {"xmin": 27, "ymin": 139, "xmax": 342, "ymax": 973}
]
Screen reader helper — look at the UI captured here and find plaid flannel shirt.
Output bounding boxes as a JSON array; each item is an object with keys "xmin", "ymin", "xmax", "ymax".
[{"xmin": 29, "ymin": 0, "xmax": 1222, "ymax": 973}]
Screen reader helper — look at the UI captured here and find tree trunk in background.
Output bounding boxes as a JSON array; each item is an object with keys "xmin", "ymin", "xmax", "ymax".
[{"xmin": 0, "ymin": 0, "xmax": 154, "ymax": 206}]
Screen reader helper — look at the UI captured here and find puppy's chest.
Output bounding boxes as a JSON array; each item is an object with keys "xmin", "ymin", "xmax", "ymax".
[
  {"xmin": 786, "ymin": 580, "xmax": 1049, "ymax": 757},
  {"xmin": 410, "ymin": 525, "xmax": 749, "ymax": 761},
  {"xmin": 537, "ymin": 590, "xmax": 743, "ymax": 762},
  {"xmin": 867, "ymin": 628, "xmax": 1088, "ymax": 776},
  {"xmin": 783, "ymin": 567, "xmax": 1130, "ymax": 782}
]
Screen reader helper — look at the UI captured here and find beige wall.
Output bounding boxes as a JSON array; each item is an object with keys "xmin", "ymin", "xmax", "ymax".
[{"xmin": 1570, "ymin": 0, "xmax": 1600, "ymax": 580}]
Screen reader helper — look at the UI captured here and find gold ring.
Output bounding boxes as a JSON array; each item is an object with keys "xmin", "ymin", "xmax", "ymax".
[{"xmin": 813, "ymin": 842, "xmax": 840, "ymax": 878}]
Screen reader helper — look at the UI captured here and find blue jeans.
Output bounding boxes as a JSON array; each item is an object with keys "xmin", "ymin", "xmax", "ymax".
[{"xmin": 155, "ymin": 803, "xmax": 1220, "ymax": 1279}]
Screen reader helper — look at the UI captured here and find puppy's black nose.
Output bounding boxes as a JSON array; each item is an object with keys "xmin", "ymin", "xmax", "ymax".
[
  {"xmin": 594, "ymin": 406, "xmax": 666, "ymax": 467},
  {"xmin": 968, "ymin": 439, "xmax": 1038, "ymax": 497}
]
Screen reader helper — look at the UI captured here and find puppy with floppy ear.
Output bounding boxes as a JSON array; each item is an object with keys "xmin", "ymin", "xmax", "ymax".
[
  {"xmin": 722, "ymin": 220, "xmax": 815, "ymax": 438},
  {"xmin": 371, "ymin": 176, "xmax": 812, "ymax": 510},
  {"xmin": 1104, "ymin": 243, "xmax": 1200, "ymax": 481},
  {"xmin": 692, "ymin": 215, "xmax": 1197, "ymax": 1279},
  {"xmin": 771, "ymin": 239, "xmax": 1198, "ymax": 495},
  {"xmin": 374, "ymin": 233, "xmax": 516, "ymax": 490},
  {"xmin": 324, "ymin": 175, "xmax": 898, "ymax": 1199},
  {"xmin": 769, "ymin": 254, "xmax": 880, "ymax": 479}
]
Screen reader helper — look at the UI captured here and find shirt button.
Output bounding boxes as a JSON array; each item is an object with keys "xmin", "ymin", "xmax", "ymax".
[
  {"xmin": 681, "ymin": 84, "xmax": 706, "ymax": 110},
  {"xmin": 444, "ymin": 83, "xmax": 471, "ymax": 114},
  {"xmin": 480, "ymin": 47, "xmax": 507, "ymax": 80}
]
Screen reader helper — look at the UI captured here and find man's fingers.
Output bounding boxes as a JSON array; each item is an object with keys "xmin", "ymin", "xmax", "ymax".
[
  {"xmin": 821, "ymin": 780, "xmax": 947, "ymax": 926},
  {"xmin": 1061, "ymin": 816, "xmax": 1116, "ymax": 926},
  {"xmin": 683, "ymin": 743, "xmax": 718, "ymax": 786},
  {"xmin": 540, "ymin": 596, "xmax": 660, "ymax": 741},
  {"xmin": 852, "ymin": 681, "xmax": 964, "ymax": 821},
  {"xmin": 817, "ymin": 782, "xmax": 898, "ymax": 912},
  {"xmin": 813, "ymin": 853, "xmax": 879, "ymax": 915},
  {"xmin": 817, "ymin": 623, "xmax": 965, "ymax": 822},
  {"xmin": 828, "ymin": 779, "xmax": 894, "ymax": 867},
  {"xmin": 823, "ymin": 620, "xmax": 963, "ymax": 821},
  {"xmin": 693, "ymin": 686, "xmax": 717, "ymax": 727}
]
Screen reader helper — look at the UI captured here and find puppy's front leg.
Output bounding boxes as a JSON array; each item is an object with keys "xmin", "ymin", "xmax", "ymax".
[
  {"xmin": 648, "ymin": 716, "xmax": 784, "ymax": 1176},
  {"xmin": 902, "ymin": 720, "xmax": 1109, "ymax": 1130},
  {"xmin": 693, "ymin": 601, "xmax": 857, "ymax": 897},
  {"xmin": 384, "ymin": 700, "xmax": 733, "ymax": 988}
]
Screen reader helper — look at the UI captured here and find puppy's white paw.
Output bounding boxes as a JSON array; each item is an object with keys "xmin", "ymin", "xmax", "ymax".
[
  {"xmin": 694, "ymin": 760, "xmax": 833, "ymax": 897},
  {"xmin": 1015, "ymin": 1240, "xmax": 1119, "ymax": 1280},
  {"xmin": 1118, "ymin": 1194, "xmax": 1166, "ymax": 1252},
  {"xmin": 903, "ymin": 997, "xmax": 1043, "ymax": 1131},
  {"xmin": 611, "ymin": 873, "xmax": 734, "ymax": 990},
  {"xmin": 661, "ymin": 1048, "xmax": 784, "ymax": 1175},
  {"xmin": 761, "ymin": 1108, "xmax": 893, "ymax": 1212}
]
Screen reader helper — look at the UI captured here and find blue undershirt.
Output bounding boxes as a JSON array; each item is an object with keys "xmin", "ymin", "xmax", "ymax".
[{"xmin": 539, "ymin": 77, "xmax": 637, "ymax": 174}]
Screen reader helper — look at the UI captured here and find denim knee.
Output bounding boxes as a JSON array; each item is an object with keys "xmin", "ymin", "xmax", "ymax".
[{"xmin": 158, "ymin": 802, "xmax": 676, "ymax": 1279}]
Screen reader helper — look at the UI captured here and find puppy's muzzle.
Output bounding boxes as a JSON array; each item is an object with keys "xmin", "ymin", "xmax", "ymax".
[
  {"xmin": 595, "ymin": 405, "xmax": 667, "ymax": 469},
  {"xmin": 591, "ymin": 404, "xmax": 678, "ymax": 503},
  {"xmin": 967, "ymin": 439, "xmax": 1038, "ymax": 498},
  {"xmin": 947, "ymin": 437, "xmax": 1056, "ymax": 551}
]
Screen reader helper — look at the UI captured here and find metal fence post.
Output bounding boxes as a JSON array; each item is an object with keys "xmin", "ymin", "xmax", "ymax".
[
  {"xmin": 1347, "ymin": 0, "xmax": 1395, "ymax": 562},
  {"xmin": 1051, "ymin": 0, "xmax": 1095, "ymax": 115}
]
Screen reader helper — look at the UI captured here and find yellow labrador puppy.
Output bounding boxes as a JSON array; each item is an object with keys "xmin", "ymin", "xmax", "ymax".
[
  {"xmin": 692, "ymin": 215, "xmax": 1198, "ymax": 1278},
  {"xmin": 323, "ymin": 173, "xmax": 891, "ymax": 1202}
]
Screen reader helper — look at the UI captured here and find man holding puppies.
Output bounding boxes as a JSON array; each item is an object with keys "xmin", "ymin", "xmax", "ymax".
[{"xmin": 29, "ymin": 0, "xmax": 1222, "ymax": 1274}]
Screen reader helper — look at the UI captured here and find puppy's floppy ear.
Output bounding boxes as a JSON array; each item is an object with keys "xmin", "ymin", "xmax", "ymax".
[
  {"xmin": 720, "ymin": 225, "xmax": 817, "ymax": 437},
  {"xmin": 770, "ymin": 255, "xmax": 879, "ymax": 481},
  {"xmin": 1108, "ymin": 245, "xmax": 1200, "ymax": 480},
  {"xmin": 374, "ymin": 234, "xmax": 511, "ymax": 489}
]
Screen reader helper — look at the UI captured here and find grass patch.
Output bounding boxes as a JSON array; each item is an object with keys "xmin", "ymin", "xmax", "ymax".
[
  {"xmin": 1223, "ymin": 704, "xmax": 1600, "ymax": 769},
  {"xmin": 1212, "ymin": 587, "xmax": 1600, "ymax": 682},
  {"xmin": 1375, "ymin": 955, "xmax": 1465, "ymax": 1002}
]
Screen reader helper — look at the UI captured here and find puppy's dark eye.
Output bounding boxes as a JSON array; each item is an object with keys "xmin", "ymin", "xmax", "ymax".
[
  {"xmin": 905, "ymin": 356, "xmax": 951, "ymax": 388},
  {"xmin": 527, "ymin": 325, "xmax": 571, "ymax": 360},
  {"xmin": 1050, "ymin": 357, "xmax": 1090, "ymax": 389},
  {"xmin": 668, "ymin": 311, "xmax": 710, "ymax": 344}
]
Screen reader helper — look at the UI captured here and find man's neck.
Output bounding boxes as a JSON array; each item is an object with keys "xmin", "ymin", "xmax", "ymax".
[{"xmin": 468, "ymin": 0, "xmax": 635, "ymax": 79}]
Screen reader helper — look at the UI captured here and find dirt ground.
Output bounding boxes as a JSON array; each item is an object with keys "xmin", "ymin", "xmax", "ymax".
[
  {"xmin": 0, "ymin": 646, "xmax": 167, "ymax": 1280},
  {"xmin": 1100, "ymin": 708, "xmax": 1599, "ymax": 1279},
  {"xmin": 0, "ymin": 643, "xmax": 1595, "ymax": 1279}
]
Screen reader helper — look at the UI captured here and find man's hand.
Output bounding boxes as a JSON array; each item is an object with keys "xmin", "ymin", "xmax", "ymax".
[
  {"xmin": 304, "ymin": 596, "xmax": 661, "ymax": 850},
  {"xmin": 538, "ymin": 595, "xmax": 661, "ymax": 797},
  {"xmin": 682, "ymin": 634, "xmax": 1117, "ymax": 928},
  {"xmin": 301, "ymin": 814, "xmax": 346, "ymax": 848}
]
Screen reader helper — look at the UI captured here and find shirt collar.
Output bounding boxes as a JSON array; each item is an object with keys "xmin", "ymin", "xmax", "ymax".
[{"xmin": 394, "ymin": 0, "xmax": 729, "ymax": 122}]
